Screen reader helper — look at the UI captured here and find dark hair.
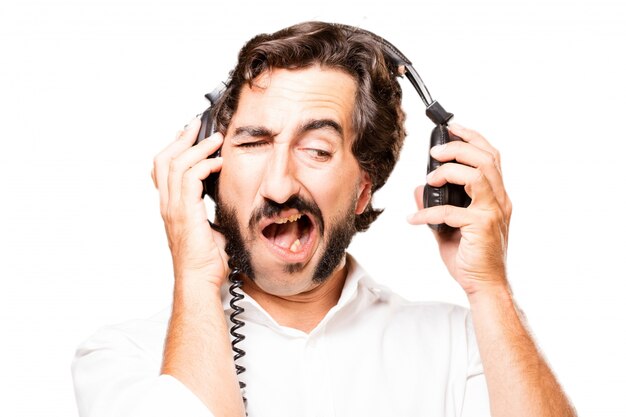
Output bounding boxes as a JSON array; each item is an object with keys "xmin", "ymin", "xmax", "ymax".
[{"xmin": 214, "ymin": 21, "xmax": 406, "ymax": 232}]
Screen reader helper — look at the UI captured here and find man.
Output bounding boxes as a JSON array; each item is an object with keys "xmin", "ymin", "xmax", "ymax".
[{"xmin": 72, "ymin": 22, "xmax": 576, "ymax": 417}]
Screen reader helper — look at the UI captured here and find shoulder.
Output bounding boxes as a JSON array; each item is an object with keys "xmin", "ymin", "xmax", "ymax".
[
  {"xmin": 365, "ymin": 282, "xmax": 472, "ymax": 337},
  {"xmin": 347, "ymin": 255, "xmax": 477, "ymax": 353},
  {"xmin": 74, "ymin": 308, "xmax": 170, "ymax": 366},
  {"xmin": 71, "ymin": 309, "xmax": 218, "ymax": 417},
  {"xmin": 348, "ymin": 255, "xmax": 471, "ymax": 326}
]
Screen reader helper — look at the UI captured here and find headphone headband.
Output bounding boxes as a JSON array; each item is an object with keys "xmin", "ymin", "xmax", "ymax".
[
  {"xmin": 201, "ymin": 23, "xmax": 454, "ymax": 140},
  {"xmin": 196, "ymin": 22, "xmax": 466, "ymax": 230},
  {"xmin": 332, "ymin": 23, "xmax": 452, "ymax": 125}
]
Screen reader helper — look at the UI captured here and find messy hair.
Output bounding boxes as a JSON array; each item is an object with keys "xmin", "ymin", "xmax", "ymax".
[{"xmin": 214, "ymin": 21, "xmax": 406, "ymax": 232}]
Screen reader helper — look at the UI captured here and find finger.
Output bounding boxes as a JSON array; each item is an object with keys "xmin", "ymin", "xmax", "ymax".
[
  {"xmin": 448, "ymin": 123, "xmax": 500, "ymax": 165},
  {"xmin": 152, "ymin": 118, "xmax": 201, "ymax": 195},
  {"xmin": 430, "ymin": 140, "xmax": 496, "ymax": 168},
  {"xmin": 179, "ymin": 117, "xmax": 202, "ymax": 144},
  {"xmin": 430, "ymin": 142, "xmax": 507, "ymax": 210},
  {"xmin": 179, "ymin": 157, "xmax": 224, "ymax": 203},
  {"xmin": 167, "ymin": 132, "xmax": 224, "ymax": 205},
  {"xmin": 407, "ymin": 204, "xmax": 471, "ymax": 229},
  {"xmin": 426, "ymin": 163, "xmax": 500, "ymax": 209},
  {"xmin": 448, "ymin": 124, "xmax": 503, "ymax": 180}
]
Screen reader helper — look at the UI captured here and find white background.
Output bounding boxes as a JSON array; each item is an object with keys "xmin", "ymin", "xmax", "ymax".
[{"xmin": 1, "ymin": 0, "xmax": 624, "ymax": 415}]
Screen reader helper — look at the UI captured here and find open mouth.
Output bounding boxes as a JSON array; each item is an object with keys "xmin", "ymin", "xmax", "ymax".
[{"xmin": 261, "ymin": 213, "xmax": 315, "ymax": 255}]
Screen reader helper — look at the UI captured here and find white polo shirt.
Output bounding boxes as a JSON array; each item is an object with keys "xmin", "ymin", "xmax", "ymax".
[{"xmin": 72, "ymin": 255, "xmax": 490, "ymax": 417}]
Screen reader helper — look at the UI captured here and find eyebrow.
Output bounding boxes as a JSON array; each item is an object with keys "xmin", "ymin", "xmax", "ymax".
[
  {"xmin": 233, "ymin": 126, "xmax": 274, "ymax": 138},
  {"xmin": 299, "ymin": 119, "xmax": 343, "ymax": 139},
  {"xmin": 232, "ymin": 118, "xmax": 344, "ymax": 142}
]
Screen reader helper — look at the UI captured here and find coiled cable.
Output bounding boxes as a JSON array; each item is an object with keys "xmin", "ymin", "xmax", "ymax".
[
  {"xmin": 209, "ymin": 220, "xmax": 248, "ymax": 412},
  {"xmin": 227, "ymin": 259, "xmax": 248, "ymax": 411}
]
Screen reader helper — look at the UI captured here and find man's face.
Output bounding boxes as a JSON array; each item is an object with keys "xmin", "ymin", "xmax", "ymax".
[{"xmin": 215, "ymin": 66, "xmax": 372, "ymax": 296}]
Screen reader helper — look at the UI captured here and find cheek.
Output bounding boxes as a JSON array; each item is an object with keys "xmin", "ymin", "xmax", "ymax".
[
  {"xmin": 217, "ymin": 159, "xmax": 254, "ymax": 226},
  {"xmin": 220, "ymin": 152, "xmax": 259, "ymax": 200},
  {"xmin": 307, "ymin": 168, "xmax": 362, "ymax": 213}
]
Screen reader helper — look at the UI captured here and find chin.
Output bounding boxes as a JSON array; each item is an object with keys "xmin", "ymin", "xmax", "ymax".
[
  {"xmin": 247, "ymin": 257, "xmax": 322, "ymax": 296},
  {"xmin": 248, "ymin": 251, "xmax": 348, "ymax": 297}
]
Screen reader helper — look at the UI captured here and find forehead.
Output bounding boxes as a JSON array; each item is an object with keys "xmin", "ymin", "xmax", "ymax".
[{"xmin": 229, "ymin": 66, "xmax": 357, "ymax": 135}]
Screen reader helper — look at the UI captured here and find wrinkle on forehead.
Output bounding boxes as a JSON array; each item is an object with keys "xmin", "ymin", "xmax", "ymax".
[{"xmin": 233, "ymin": 66, "xmax": 358, "ymax": 141}]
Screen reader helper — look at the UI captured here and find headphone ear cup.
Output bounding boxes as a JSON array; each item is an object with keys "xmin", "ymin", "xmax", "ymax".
[
  {"xmin": 423, "ymin": 125, "xmax": 471, "ymax": 233},
  {"xmin": 196, "ymin": 106, "xmax": 220, "ymax": 200}
]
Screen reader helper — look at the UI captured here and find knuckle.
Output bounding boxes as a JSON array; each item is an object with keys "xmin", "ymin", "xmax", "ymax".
[
  {"xmin": 181, "ymin": 166, "xmax": 195, "ymax": 179},
  {"xmin": 444, "ymin": 140, "xmax": 460, "ymax": 154},
  {"xmin": 153, "ymin": 154, "xmax": 166, "ymax": 171},
  {"xmin": 464, "ymin": 127, "xmax": 480, "ymax": 140},
  {"xmin": 489, "ymin": 153, "xmax": 498, "ymax": 168},
  {"xmin": 159, "ymin": 202, "xmax": 169, "ymax": 219},
  {"xmin": 165, "ymin": 206, "xmax": 181, "ymax": 224},
  {"xmin": 478, "ymin": 151, "xmax": 498, "ymax": 170},
  {"xmin": 181, "ymin": 168, "xmax": 201, "ymax": 189},
  {"xmin": 472, "ymin": 169, "xmax": 486, "ymax": 186},
  {"xmin": 169, "ymin": 156, "xmax": 186, "ymax": 174},
  {"xmin": 152, "ymin": 157, "xmax": 162, "ymax": 176},
  {"xmin": 505, "ymin": 199, "xmax": 513, "ymax": 217}
]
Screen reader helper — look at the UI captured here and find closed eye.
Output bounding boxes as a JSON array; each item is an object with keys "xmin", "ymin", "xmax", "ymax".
[{"xmin": 238, "ymin": 141, "xmax": 268, "ymax": 148}]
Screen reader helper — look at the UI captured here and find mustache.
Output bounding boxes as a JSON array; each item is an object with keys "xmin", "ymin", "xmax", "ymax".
[{"xmin": 249, "ymin": 196, "xmax": 324, "ymax": 236}]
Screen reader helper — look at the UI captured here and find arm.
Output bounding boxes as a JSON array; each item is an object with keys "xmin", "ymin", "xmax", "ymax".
[
  {"xmin": 152, "ymin": 118, "xmax": 246, "ymax": 417},
  {"xmin": 469, "ymin": 283, "xmax": 573, "ymax": 416},
  {"xmin": 408, "ymin": 124, "xmax": 576, "ymax": 417}
]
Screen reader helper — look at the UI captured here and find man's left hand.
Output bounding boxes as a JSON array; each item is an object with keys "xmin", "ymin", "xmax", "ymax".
[{"xmin": 408, "ymin": 124, "xmax": 513, "ymax": 296}]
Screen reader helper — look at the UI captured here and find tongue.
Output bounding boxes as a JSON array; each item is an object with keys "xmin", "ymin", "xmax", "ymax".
[{"xmin": 273, "ymin": 221, "xmax": 300, "ymax": 249}]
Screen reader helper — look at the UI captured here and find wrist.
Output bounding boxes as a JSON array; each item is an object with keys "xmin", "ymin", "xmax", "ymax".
[
  {"xmin": 173, "ymin": 262, "xmax": 225, "ymax": 288},
  {"xmin": 466, "ymin": 280, "xmax": 513, "ymax": 309},
  {"xmin": 173, "ymin": 272, "xmax": 224, "ymax": 309}
]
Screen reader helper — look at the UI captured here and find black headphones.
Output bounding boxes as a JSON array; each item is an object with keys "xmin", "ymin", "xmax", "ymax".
[{"xmin": 195, "ymin": 24, "xmax": 471, "ymax": 233}]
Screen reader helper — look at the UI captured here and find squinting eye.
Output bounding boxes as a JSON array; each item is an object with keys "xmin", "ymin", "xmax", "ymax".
[{"xmin": 303, "ymin": 148, "xmax": 332, "ymax": 161}]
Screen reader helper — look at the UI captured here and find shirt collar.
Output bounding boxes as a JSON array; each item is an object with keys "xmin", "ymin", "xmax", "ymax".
[{"xmin": 220, "ymin": 254, "xmax": 386, "ymax": 336}]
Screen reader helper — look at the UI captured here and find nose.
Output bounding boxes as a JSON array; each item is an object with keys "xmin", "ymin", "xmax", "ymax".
[{"xmin": 259, "ymin": 145, "xmax": 301, "ymax": 204}]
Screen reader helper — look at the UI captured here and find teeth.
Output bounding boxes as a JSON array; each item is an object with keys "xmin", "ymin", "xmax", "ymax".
[
  {"xmin": 274, "ymin": 213, "xmax": 302, "ymax": 224},
  {"xmin": 289, "ymin": 239, "xmax": 301, "ymax": 252}
]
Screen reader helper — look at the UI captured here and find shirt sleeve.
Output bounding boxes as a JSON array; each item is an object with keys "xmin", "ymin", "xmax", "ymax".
[
  {"xmin": 72, "ymin": 323, "xmax": 215, "ymax": 417},
  {"xmin": 460, "ymin": 312, "xmax": 491, "ymax": 416},
  {"xmin": 461, "ymin": 374, "xmax": 490, "ymax": 417}
]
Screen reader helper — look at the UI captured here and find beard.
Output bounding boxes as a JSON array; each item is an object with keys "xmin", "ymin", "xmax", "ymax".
[{"xmin": 214, "ymin": 192, "xmax": 358, "ymax": 285}]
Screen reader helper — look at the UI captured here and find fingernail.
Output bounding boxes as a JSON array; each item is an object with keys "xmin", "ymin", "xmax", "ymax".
[
  {"xmin": 448, "ymin": 123, "xmax": 463, "ymax": 131},
  {"xmin": 183, "ymin": 117, "xmax": 199, "ymax": 131}
]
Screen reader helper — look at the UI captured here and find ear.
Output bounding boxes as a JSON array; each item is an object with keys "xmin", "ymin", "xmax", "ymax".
[{"xmin": 355, "ymin": 171, "xmax": 373, "ymax": 215}]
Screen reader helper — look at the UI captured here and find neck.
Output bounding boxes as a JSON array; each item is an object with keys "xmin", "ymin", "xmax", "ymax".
[{"xmin": 242, "ymin": 260, "xmax": 349, "ymax": 333}]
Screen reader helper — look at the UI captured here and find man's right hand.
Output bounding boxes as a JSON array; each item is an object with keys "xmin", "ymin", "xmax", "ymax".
[
  {"xmin": 151, "ymin": 117, "xmax": 227, "ymax": 289},
  {"xmin": 154, "ymin": 119, "xmax": 246, "ymax": 417}
]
